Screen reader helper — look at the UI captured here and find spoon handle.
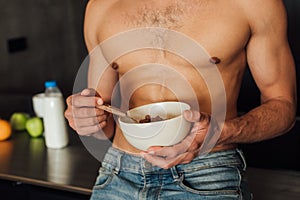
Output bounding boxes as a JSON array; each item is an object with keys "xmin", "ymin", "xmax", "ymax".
[{"xmin": 97, "ymin": 104, "xmax": 127, "ymax": 117}]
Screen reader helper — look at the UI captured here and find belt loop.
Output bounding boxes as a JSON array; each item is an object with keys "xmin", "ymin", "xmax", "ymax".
[
  {"xmin": 141, "ymin": 158, "xmax": 146, "ymax": 176},
  {"xmin": 170, "ymin": 166, "xmax": 180, "ymax": 180},
  {"xmin": 236, "ymin": 149, "xmax": 247, "ymax": 171},
  {"xmin": 114, "ymin": 152, "xmax": 123, "ymax": 174}
]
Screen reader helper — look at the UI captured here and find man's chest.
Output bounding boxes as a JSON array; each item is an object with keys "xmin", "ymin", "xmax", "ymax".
[{"xmin": 97, "ymin": 0, "xmax": 250, "ymax": 71}]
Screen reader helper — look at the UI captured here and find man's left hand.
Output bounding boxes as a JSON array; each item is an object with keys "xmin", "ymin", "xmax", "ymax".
[{"xmin": 141, "ymin": 110, "xmax": 211, "ymax": 169}]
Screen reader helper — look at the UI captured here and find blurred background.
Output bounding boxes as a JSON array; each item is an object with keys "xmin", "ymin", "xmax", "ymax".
[
  {"xmin": 0, "ymin": 0, "xmax": 299, "ymax": 170},
  {"xmin": 0, "ymin": 0, "xmax": 88, "ymax": 96}
]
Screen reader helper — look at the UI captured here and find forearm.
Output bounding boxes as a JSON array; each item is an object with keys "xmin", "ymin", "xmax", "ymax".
[{"xmin": 221, "ymin": 99, "xmax": 296, "ymax": 144}]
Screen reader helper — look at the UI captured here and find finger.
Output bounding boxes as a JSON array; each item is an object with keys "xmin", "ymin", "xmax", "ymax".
[
  {"xmin": 67, "ymin": 120, "xmax": 76, "ymax": 131},
  {"xmin": 66, "ymin": 88, "xmax": 100, "ymax": 106},
  {"xmin": 76, "ymin": 120, "xmax": 107, "ymax": 136},
  {"xmin": 72, "ymin": 95, "xmax": 103, "ymax": 108},
  {"xmin": 70, "ymin": 107, "xmax": 105, "ymax": 118},
  {"xmin": 81, "ymin": 88, "xmax": 96, "ymax": 96},
  {"xmin": 146, "ymin": 145, "xmax": 183, "ymax": 159},
  {"xmin": 141, "ymin": 152, "xmax": 177, "ymax": 169},
  {"xmin": 161, "ymin": 151, "xmax": 198, "ymax": 168},
  {"xmin": 148, "ymin": 127, "xmax": 207, "ymax": 159},
  {"xmin": 67, "ymin": 88, "xmax": 103, "ymax": 108},
  {"xmin": 190, "ymin": 122, "xmax": 208, "ymax": 133},
  {"xmin": 66, "ymin": 114, "xmax": 108, "ymax": 135},
  {"xmin": 66, "ymin": 93, "xmax": 79, "ymax": 106},
  {"xmin": 183, "ymin": 110, "xmax": 201, "ymax": 122},
  {"xmin": 73, "ymin": 114, "xmax": 108, "ymax": 128},
  {"xmin": 146, "ymin": 132, "xmax": 196, "ymax": 159},
  {"xmin": 142, "ymin": 151, "xmax": 198, "ymax": 169},
  {"xmin": 66, "ymin": 89, "xmax": 96, "ymax": 106}
]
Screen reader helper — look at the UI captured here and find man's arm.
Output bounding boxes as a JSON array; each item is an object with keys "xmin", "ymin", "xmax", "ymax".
[
  {"xmin": 65, "ymin": 0, "xmax": 117, "ymax": 139},
  {"xmin": 85, "ymin": 0, "xmax": 118, "ymax": 101},
  {"xmin": 221, "ymin": 0, "xmax": 296, "ymax": 144},
  {"xmin": 85, "ymin": 0, "xmax": 119, "ymax": 139}
]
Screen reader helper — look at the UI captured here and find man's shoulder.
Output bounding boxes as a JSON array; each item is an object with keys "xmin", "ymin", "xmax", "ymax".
[
  {"xmin": 84, "ymin": 0, "xmax": 119, "ymax": 31},
  {"xmin": 238, "ymin": 0, "xmax": 283, "ymax": 8},
  {"xmin": 238, "ymin": 0, "xmax": 286, "ymax": 31},
  {"xmin": 86, "ymin": 0, "xmax": 118, "ymax": 16},
  {"xmin": 238, "ymin": 0, "xmax": 285, "ymax": 18}
]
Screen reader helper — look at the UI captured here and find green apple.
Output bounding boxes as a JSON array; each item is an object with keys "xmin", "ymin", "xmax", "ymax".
[
  {"xmin": 25, "ymin": 117, "xmax": 44, "ymax": 137},
  {"xmin": 10, "ymin": 112, "xmax": 30, "ymax": 131}
]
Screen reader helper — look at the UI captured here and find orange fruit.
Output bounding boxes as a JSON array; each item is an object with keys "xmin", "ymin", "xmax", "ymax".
[{"xmin": 0, "ymin": 119, "xmax": 12, "ymax": 141}]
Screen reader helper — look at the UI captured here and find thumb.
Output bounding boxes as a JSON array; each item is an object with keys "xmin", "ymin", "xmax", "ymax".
[
  {"xmin": 183, "ymin": 110, "xmax": 201, "ymax": 123},
  {"xmin": 80, "ymin": 88, "xmax": 103, "ymax": 106},
  {"xmin": 81, "ymin": 88, "xmax": 98, "ymax": 96}
]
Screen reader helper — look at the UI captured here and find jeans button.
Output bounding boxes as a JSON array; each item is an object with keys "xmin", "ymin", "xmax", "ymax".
[{"xmin": 144, "ymin": 161, "xmax": 152, "ymax": 168}]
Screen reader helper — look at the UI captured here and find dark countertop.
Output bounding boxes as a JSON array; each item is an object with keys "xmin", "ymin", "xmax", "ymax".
[
  {"xmin": 2, "ymin": 131, "xmax": 300, "ymax": 199},
  {"xmin": 0, "ymin": 129, "xmax": 111, "ymax": 195}
]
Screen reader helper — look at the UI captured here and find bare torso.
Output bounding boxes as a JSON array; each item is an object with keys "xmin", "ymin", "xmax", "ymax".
[{"xmin": 88, "ymin": 0, "xmax": 251, "ymax": 153}]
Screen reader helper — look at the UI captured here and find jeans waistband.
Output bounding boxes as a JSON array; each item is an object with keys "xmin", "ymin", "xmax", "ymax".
[{"xmin": 101, "ymin": 147, "xmax": 247, "ymax": 177}]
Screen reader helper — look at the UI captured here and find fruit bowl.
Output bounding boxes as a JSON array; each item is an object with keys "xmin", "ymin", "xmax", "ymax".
[{"xmin": 118, "ymin": 101, "xmax": 192, "ymax": 151}]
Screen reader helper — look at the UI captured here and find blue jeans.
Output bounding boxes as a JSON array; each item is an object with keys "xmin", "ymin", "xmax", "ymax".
[{"xmin": 90, "ymin": 147, "xmax": 252, "ymax": 200}]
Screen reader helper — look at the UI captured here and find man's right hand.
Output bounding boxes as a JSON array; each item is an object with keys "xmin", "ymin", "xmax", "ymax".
[{"xmin": 64, "ymin": 88, "xmax": 109, "ymax": 137}]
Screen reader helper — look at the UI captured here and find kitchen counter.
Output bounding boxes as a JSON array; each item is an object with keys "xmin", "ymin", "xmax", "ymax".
[
  {"xmin": 0, "ymin": 129, "xmax": 110, "ymax": 195},
  {"xmin": 1, "ymin": 128, "xmax": 300, "ymax": 199}
]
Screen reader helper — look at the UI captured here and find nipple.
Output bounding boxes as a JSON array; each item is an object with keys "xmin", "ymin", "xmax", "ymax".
[
  {"xmin": 209, "ymin": 57, "xmax": 221, "ymax": 64},
  {"xmin": 111, "ymin": 62, "xmax": 119, "ymax": 70}
]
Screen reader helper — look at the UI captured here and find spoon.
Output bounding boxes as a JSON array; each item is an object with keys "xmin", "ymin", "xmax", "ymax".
[{"xmin": 97, "ymin": 104, "xmax": 138, "ymax": 123}]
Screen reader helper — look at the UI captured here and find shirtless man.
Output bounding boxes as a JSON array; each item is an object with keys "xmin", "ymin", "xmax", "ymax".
[{"xmin": 64, "ymin": 0, "xmax": 296, "ymax": 199}]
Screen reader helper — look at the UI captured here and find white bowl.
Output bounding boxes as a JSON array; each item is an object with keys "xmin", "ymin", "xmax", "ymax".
[{"xmin": 118, "ymin": 101, "xmax": 192, "ymax": 151}]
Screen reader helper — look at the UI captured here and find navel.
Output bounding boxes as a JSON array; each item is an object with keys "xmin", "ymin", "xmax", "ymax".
[
  {"xmin": 209, "ymin": 57, "xmax": 221, "ymax": 64},
  {"xmin": 111, "ymin": 62, "xmax": 119, "ymax": 70}
]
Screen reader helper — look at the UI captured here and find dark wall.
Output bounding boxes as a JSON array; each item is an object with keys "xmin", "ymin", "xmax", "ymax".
[
  {"xmin": 285, "ymin": 0, "xmax": 300, "ymax": 63},
  {"xmin": 0, "ymin": 0, "xmax": 88, "ymax": 97},
  {"xmin": 284, "ymin": 0, "xmax": 300, "ymax": 115}
]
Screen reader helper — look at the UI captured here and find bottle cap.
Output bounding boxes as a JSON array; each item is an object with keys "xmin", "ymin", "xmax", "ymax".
[{"xmin": 45, "ymin": 81, "xmax": 57, "ymax": 88}]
